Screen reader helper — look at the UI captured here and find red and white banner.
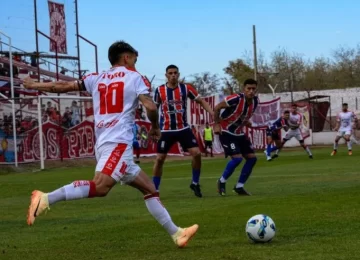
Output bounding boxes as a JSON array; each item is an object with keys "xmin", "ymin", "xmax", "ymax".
[
  {"xmin": 19, "ymin": 120, "xmax": 95, "ymax": 163},
  {"xmin": 251, "ymin": 97, "xmax": 281, "ymax": 127},
  {"xmin": 189, "ymin": 95, "xmax": 216, "ymax": 125},
  {"xmin": 48, "ymin": 1, "xmax": 67, "ymax": 54}
]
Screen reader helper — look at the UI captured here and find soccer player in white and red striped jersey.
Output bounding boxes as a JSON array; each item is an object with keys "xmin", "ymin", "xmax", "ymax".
[
  {"xmin": 152, "ymin": 65, "xmax": 214, "ymax": 198},
  {"xmin": 23, "ymin": 41, "xmax": 198, "ymax": 248},
  {"xmin": 331, "ymin": 103, "xmax": 358, "ymax": 156},
  {"xmin": 278, "ymin": 104, "xmax": 313, "ymax": 159}
]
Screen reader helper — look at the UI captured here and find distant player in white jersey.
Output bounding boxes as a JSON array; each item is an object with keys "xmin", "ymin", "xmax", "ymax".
[
  {"xmin": 278, "ymin": 104, "xmax": 313, "ymax": 159},
  {"xmin": 23, "ymin": 41, "xmax": 198, "ymax": 248},
  {"xmin": 331, "ymin": 103, "xmax": 358, "ymax": 156}
]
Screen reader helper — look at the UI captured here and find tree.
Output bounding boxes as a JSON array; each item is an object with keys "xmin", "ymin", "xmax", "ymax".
[
  {"xmin": 223, "ymin": 59, "xmax": 254, "ymax": 88},
  {"xmin": 189, "ymin": 72, "xmax": 221, "ymax": 96}
]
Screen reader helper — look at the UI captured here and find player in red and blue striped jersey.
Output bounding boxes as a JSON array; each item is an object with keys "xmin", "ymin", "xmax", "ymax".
[
  {"xmin": 213, "ymin": 79, "xmax": 259, "ymax": 196},
  {"xmin": 152, "ymin": 65, "xmax": 214, "ymax": 197},
  {"xmin": 264, "ymin": 111, "xmax": 290, "ymax": 161}
]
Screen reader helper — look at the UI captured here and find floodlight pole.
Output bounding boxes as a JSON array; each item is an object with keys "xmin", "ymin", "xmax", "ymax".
[{"xmin": 252, "ymin": 25, "xmax": 258, "ymax": 81}]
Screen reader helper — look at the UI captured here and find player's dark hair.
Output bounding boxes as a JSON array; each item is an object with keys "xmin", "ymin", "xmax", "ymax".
[
  {"xmin": 166, "ymin": 65, "xmax": 179, "ymax": 72},
  {"xmin": 243, "ymin": 79, "xmax": 257, "ymax": 86},
  {"xmin": 284, "ymin": 110, "xmax": 290, "ymax": 114},
  {"xmin": 342, "ymin": 103, "xmax": 348, "ymax": 106},
  {"xmin": 108, "ymin": 41, "xmax": 138, "ymax": 66}
]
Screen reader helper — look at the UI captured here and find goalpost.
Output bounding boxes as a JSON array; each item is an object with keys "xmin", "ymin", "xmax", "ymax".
[{"xmin": 37, "ymin": 95, "xmax": 92, "ymax": 170}]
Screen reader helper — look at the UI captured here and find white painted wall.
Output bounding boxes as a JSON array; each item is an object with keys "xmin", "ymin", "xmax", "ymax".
[{"xmin": 259, "ymin": 87, "xmax": 360, "ymax": 116}]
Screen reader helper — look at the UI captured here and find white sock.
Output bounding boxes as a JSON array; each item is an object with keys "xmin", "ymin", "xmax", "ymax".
[
  {"xmin": 333, "ymin": 143, "xmax": 338, "ymax": 150},
  {"xmin": 219, "ymin": 177, "xmax": 226, "ymax": 183},
  {"xmin": 347, "ymin": 141, "xmax": 352, "ymax": 151},
  {"xmin": 305, "ymin": 146, "xmax": 312, "ymax": 156},
  {"xmin": 351, "ymin": 136, "xmax": 358, "ymax": 144},
  {"xmin": 48, "ymin": 187, "xmax": 66, "ymax": 205},
  {"xmin": 144, "ymin": 194, "xmax": 178, "ymax": 236},
  {"xmin": 48, "ymin": 180, "xmax": 96, "ymax": 204},
  {"xmin": 236, "ymin": 183, "xmax": 244, "ymax": 188},
  {"xmin": 275, "ymin": 149, "xmax": 280, "ymax": 155}
]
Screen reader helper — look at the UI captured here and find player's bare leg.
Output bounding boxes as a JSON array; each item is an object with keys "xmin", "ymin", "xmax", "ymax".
[
  {"xmin": 153, "ymin": 153, "xmax": 167, "ymax": 192},
  {"xmin": 129, "ymin": 171, "xmax": 199, "ymax": 247},
  {"xmin": 217, "ymin": 154, "xmax": 242, "ymax": 196},
  {"xmin": 27, "ymin": 172, "xmax": 116, "ymax": 226},
  {"xmin": 265, "ymin": 136, "xmax": 274, "ymax": 161},
  {"xmin": 344, "ymin": 135, "xmax": 352, "ymax": 155},
  {"xmin": 188, "ymin": 147, "xmax": 202, "ymax": 198},
  {"xmin": 331, "ymin": 136, "xmax": 341, "ymax": 156},
  {"xmin": 233, "ymin": 153, "xmax": 257, "ymax": 196},
  {"xmin": 273, "ymin": 140, "xmax": 286, "ymax": 159},
  {"xmin": 27, "ymin": 170, "xmax": 198, "ymax": 248}
]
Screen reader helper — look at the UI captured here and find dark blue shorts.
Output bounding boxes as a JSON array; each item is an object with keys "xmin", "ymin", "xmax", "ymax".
[
  {"xmin": 133, "ymin": 141, "xmax": 140, "ymax": 149},
  {"xmin": 219, "ymin": 132, "xmax": 254, "ymax": 157},
  {"xmin": 266, "ymin": 128, "xmax": 280, "ymax": 141},
  {"xmin": 157, "ymin": 128, "xmax": 198, "ymax": 154}
]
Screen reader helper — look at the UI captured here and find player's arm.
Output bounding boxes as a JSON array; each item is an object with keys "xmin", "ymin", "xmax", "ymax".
[
  {"xmin": 23, "ymin": 77, "xmax": 82, "ymax": 93},
  {"xmin": 139, "ymin": 94, "xmax": 159, "ymax": 128},
  {"xmin": 214, "ymin": 100, "xmax": 228, "ymax": 124},
  {"xmin": 352, "ymin": 112, "xmax": 359, "ymax": 129},
  {"xmin": 334, "ymin": 114, "xmax": 340, "ymax": 131},
  {"xmin": 195, "ymin": 98, "xmax": 214, "ymax": 117},
  {"xmin": 187, "ymin": 84, "xmax": 214, "ymax": 116}
]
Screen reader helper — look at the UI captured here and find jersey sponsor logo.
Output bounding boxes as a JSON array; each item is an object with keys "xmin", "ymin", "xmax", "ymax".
[
  {"xmin": 166, "ymin": 109, "xmax": 185, "ymax": 114},
  {"xmin": 96, "ymin": 119, "xmax": 119, "ymax": 128},
  {"xmin": 164, "ymin": 100, "xmax": 184, "ymax": 106}
]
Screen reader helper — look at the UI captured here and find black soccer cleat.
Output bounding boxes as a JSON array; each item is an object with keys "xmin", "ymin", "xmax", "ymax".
[
  {"xmin": 190, "ymin": 183, "xmax": 203, "ymax": 198},
  {"xmin": 217, "ymin": 179, "xmax": 226, "ymax": 196},
  {"xmin": 271, "ymin": 154, "xmax": 279, "ymax": 159},
  {"xmin": 233, "ymin": 186, "xmax": 251, "ymax": 196},
  {"xmin": 309, "ymin": 155, "xmax": 313, "ymax": 159}
]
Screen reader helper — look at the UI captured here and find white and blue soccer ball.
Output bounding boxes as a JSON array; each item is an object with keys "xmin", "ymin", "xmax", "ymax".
[{"xmin": 245, "ymin": 214, "xmax": 276, "ymax": 243}]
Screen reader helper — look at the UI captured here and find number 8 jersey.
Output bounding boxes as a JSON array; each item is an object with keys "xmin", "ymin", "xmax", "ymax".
[{"xmin": 81, "ymin": 66, "xmax": 150, "ymax": 148}]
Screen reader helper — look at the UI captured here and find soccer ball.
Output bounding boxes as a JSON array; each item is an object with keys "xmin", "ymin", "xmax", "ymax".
[{"xmin": 245, "ymin": 214, "xmax": 276, "ymax": 243}]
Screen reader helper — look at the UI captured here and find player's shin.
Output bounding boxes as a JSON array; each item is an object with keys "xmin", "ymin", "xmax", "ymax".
[
  {"xmin": 347, "ymin": 140, "xmax": 352, "ymax": 151},
  {"xmin": 191, "ymin": 153, "xmax": 201, "ymax": 184},
  {"xmin": 266, "ymin": 144, "xmax": 272, "ymax": 156},
  {"xmin": 236, "ymin": 157, "xmax": 257, "ymax": 188},
  {"xmin": 144, "ymin": 193, "xmax": 178, "ymax": 236},
  {"xmin": 220, "ymin": 157, "xmax": 242, "ymax": 183},
  {"xmin": 304, "ymin": 145, "xmax": 312, "ymax": 156},
  {"xmin": 48, "ymin": 180, "xmax": 96, "ymax": 205},
  {"xmin": 152, "ymin": 176, "xmax": 161, "ymax": 191}
]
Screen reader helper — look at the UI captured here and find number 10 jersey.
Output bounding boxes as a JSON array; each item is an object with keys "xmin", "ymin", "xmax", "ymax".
[{"xmin": 82, "ymin": 66, "xmax": 150, "ymax": 149}]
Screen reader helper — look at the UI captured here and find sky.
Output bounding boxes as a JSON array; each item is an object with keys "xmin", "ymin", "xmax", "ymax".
[{"xmin": 1, "ymin": 0, "xmax": 360, "ymax": 85}]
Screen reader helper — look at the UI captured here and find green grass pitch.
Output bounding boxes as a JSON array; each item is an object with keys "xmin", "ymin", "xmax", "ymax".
[{"xmin": 1, "ymin": 147, "xmax": 360, "ymax": 260}]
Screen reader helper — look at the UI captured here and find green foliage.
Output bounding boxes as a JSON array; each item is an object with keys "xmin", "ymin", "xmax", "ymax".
[{"xmin": 223, "ymin": 45, "xmax": 360, "ymax": 94}]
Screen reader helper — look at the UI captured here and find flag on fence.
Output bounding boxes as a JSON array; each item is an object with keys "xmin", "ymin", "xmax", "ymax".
[{"xmin": 48, "ymin": 1, "xmax": 67, "ymax": 54}]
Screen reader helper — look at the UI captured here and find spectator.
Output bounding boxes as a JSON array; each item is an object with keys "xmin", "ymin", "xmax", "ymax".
[
  {"xmin": 71, "ymin": 101, "xmax": 81, "ymax": 126},
  {"xmin": 62, "ymin": 107, "xmax": 72, "ymax": 128}
]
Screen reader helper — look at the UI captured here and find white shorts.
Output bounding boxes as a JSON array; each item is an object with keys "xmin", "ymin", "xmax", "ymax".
[
  {"xmin": 337, "ymin": 130, "xmax": 352, "ymax": 137},
  {"xmin": 284, "ymin": 128, "xmax": 303, "ymax": 142},
  {"xmin": 95, "ymin": 142, "xmax": 141, "ymax": 184}
]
